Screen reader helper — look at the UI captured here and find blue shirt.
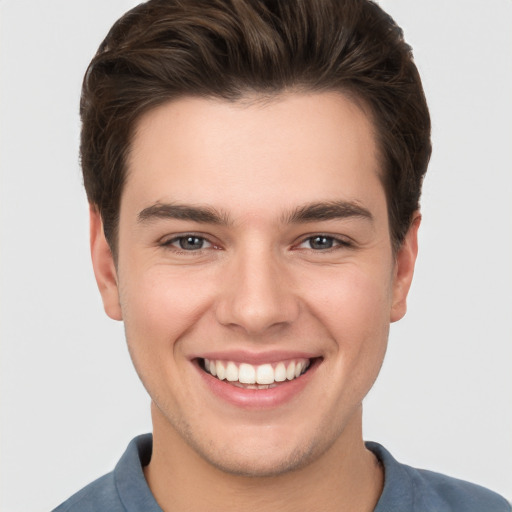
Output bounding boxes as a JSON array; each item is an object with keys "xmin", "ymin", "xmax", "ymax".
[{"xmin": 53, "ymin": 434, "xmax": 510, "ymax": 511}]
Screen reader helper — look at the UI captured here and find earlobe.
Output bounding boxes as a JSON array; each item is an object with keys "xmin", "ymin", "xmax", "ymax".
[
  {"xmin": 390, "ymin": 213, "xmax": 421, "ymax": 323},
  {"xmin": 89, "ymin": 206, "xmax": 123, "ymax": 321}
]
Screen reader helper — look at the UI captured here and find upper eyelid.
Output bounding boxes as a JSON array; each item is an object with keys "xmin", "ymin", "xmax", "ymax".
[
  {"xmin": 158, "ymin": 232, "xmax": 352, "ymax": 248},
  {"xmin": 160, "ymin": 235, "xmax": 215, "ymax": 254},
  {"xmin": 160, "ymin": 232, "xmax": 212, "ymax": 244},
  {"xmin": 171, "ymin": 235, "xmax": 211, "ymax": 244},
  {"xmin": 295, "ymin": 233, "xmax": 353, "ymax": 245}
]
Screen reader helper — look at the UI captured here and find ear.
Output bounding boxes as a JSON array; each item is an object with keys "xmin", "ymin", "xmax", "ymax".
[
  {"xmin": 390, "ymin": 212, "xmax": 421, "ymax": 323},
  {"xmin": 89, "ymin": 206, "xmax": 123, "ymax": 321}
]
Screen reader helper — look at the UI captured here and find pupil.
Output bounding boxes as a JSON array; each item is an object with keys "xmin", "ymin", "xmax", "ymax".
[
  {"xmin": 180, "ymin": 236, "xmax": 203, "ymax": 250},
  {"xmin": 311, "ymin": 236, "xmax": 333, "ymax": 250}
]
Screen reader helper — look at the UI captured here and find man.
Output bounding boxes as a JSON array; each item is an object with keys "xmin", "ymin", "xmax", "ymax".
[{"xmin": 54, "ymin": 0, "xmax": 510, "ymax": 510}]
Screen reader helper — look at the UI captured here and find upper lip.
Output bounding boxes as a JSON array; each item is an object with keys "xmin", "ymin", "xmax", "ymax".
[{"xmin": 190, "ymin": 350, "xmax": 320, "ymax": 365}]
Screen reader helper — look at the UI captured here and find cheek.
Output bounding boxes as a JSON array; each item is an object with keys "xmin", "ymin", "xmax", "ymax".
[
  {"xmin": 117, "ymin": 267, "xmax": 219, "ymax": 410},
  {"xmin": 304, "ymin": 263, "xmax": 394, "ymax": 336},
  {"xmin": 318, "ymin": 268, "xmax": 392, "ymax": 398},
  {"xmin": 118, "ymin": 266, "xmax": 216, "ymax": 354},
  {"xmin": 304, "ymin": 263, "xmax": 392, "ymax": 387}
]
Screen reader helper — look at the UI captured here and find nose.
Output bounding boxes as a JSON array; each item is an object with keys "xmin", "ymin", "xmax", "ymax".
[{"xmin": 215, "ymin": 246, "xmax": 300, "ymax": 335}]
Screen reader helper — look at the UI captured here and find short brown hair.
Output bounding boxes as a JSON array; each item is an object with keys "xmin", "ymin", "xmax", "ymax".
[{"xmin": 80, "ymin": 0, "xmax": 431, "ymax": 255}]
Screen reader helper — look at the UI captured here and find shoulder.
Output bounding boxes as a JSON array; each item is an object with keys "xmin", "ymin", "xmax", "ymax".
[
  {"xmin": 408, "ymin": 465, "xmax": 511, "ymax": 512},
  {"xmin": 52, "ymin": 434, "xmax": 159, "ymax": 512},
  {"xmin": 52, "ymin": 472, "xmax": 124, "ymax": 512},
  {"xmin": 367, "ymin": 442, "xmax": 511, "ymax": 512}
]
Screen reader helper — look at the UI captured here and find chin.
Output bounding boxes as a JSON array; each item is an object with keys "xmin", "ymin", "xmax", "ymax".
[
  {"xmin": 197, "ymin": 440, "xmax": 319, "ymax": 478},
  {"xmin": 179, "ymin": 418, "xmax": 337, "ymax": 478}
]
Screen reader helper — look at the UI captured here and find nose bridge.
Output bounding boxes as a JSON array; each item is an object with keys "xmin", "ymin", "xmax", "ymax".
[{"xmin": 215, "ymin": 240, "xmax": 298, "ymax": 334}]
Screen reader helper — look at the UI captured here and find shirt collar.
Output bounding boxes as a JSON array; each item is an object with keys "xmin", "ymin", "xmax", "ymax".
[{"xmin": 114, "ymin": 434, "xmax": 162, "ymax": 512}]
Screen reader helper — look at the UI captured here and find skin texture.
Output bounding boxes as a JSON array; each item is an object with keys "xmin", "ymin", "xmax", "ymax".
[{"xmin": 90, "ymin": 92, "xmax": 419, "ymax": 511}]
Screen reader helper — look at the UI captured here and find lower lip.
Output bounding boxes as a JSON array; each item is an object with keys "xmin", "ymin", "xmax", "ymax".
[{"xmin": 196, "ymin": 360, "xmax": 319, "ymax": 409}]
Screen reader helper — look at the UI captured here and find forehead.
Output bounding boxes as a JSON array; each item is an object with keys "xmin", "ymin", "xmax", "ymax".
[{"xmin": 124, "ymin": 92, "xmax": 385, "ymax": 224}]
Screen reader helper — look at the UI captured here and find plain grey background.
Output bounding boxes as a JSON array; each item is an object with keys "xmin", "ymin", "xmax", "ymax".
[{"xmin": 1, "ymin": 1, "xmax": 511, "ymax": 510}]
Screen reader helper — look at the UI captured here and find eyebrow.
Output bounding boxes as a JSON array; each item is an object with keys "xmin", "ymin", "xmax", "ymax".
[
  {"xmin": 138, "ymin": 203, "xmax": 232, "ymax": 225},
  {"xmin": 137, "ymin": 200, "xmax": 373, "ymax": 226},
  {"xmin": 283, "ymin": 200, "xmax": 373, "ymax": 224}
]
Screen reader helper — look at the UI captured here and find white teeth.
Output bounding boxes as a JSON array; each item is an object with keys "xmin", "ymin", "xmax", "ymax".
[
  {"xmin": 238, "ymin": 363, "xmax": 256, "ymax": 384},
  {"xmin": 226, "ymin": 361, "xmax": 238, "ymax": 382},
  {"xmin": 286, "ymin": 361, "xmax": 296, "ymax": 380},
  {"xmin": 256, "ymin": 364, "xmax": 274, "ymax": 385},
  {"xmin": 274, "ymin": 362, "xmax": 287, "ymax": 382},
  {"xmin": 204, "ymin": 358, "xmax": 311, "ymax": 386},
  {"xmin": 216, "ymin": 361, "xmax": 226, "ymax": 380}
]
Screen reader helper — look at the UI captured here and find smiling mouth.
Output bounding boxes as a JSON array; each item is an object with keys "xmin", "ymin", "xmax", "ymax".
[{"xmin": 199, "ymin": 358, "xmax": 314, "ymax": 389}]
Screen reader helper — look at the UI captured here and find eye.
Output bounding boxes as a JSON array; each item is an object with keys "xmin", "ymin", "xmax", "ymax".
[
  {"xmin": 297, "ymin": 235, "xmax": 350, "ymax": 251},
  {"xmin": 308, "ymin": 235, "xmax": 335, "ymax": 250},
  {"xmin": 164, "ymin": 235, "xmax": 213, "ymax": 251}
]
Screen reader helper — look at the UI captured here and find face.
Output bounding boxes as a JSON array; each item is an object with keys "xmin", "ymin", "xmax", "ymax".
[{"xmin": 91, "ymin": 92, "xmax": 418, "ymax": 476}]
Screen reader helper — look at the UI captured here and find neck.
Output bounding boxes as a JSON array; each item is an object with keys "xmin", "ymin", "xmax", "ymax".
[{"xmin": 144, "ymin": 402, "xmax": 383, "ymax": 512}]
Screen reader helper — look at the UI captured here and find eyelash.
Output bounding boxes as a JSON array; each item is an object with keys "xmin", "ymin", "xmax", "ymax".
[
  {"xmin": 296, "ymin": 234, "xmax": 353, "ymax": 252},
  {"xmin": 160, "ymin": 233, "xmax": 352, "ymax": 254},
  {"xmin": 160, "ymin": 234, "xmax": 216, "ymax": 253}
]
